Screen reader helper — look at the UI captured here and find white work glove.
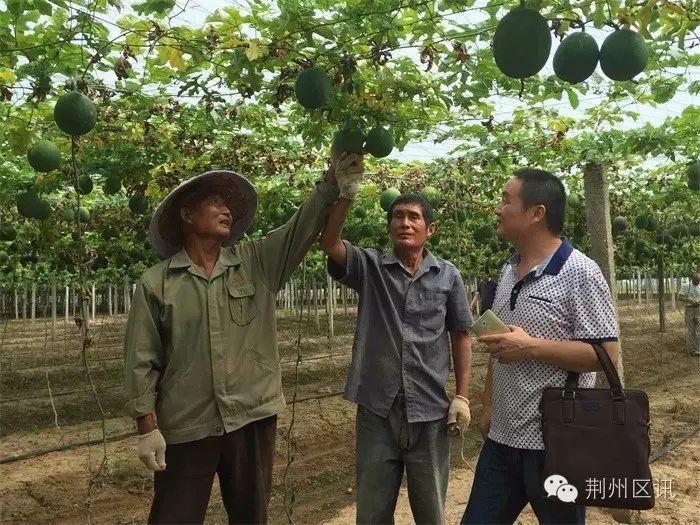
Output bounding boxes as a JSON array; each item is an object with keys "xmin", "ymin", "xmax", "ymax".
[
  {"xmin": 334, "ymin": 152, "xmax": 364, "ymax": 200},
  {"xmin": 137, "ymin": 429, "xmax": 167, "ymax": 471},
  {"xmin": 448, "ymin": 395, "xmax": 471, "ymax": 436}
]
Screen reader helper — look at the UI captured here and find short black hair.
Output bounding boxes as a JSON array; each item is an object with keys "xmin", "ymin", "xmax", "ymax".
[
  {"xmin": 514, "ymin": 168, "xmax": 566, "ymax": 235},
  {"xmin": 387, "ymin": 193, "xmax": 435, "ymax": 224}
]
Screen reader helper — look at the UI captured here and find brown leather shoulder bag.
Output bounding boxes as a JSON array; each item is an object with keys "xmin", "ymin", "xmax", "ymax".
[{"xmin": 540, "ymin": 343, "xmax": 655, "ymax": 510}]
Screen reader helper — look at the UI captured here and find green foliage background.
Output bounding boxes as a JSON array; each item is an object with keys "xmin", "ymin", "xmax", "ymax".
[{"xmin": 0, "ymin": 0, "xmax": 698, "ymax": 287}]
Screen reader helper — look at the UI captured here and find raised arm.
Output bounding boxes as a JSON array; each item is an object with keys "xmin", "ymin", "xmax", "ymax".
[
  {"xmin": 320, "ymin": 152, "xmax": 364, "ymax": 268},
  {"xmin": 252, "ymin": 170, "xmax": 339, "ymax": 292},
  {"xmin": 319, "ymin": 197, "xmax": 352, "ymax": 267}
]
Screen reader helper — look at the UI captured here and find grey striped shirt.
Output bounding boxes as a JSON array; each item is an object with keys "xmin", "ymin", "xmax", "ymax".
[{"xmin": 328, "ymin": 241, "xmax": 473, "ymax": 423}]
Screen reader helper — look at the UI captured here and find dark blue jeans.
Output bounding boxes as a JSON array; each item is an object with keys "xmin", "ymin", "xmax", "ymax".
[
  {"xmin": 461, "ymin": 438, "xmax": 585, "ymax": 524},
  {"xmin": 355, "ymin": 395, "xmax": 449, "ymax": 525}
]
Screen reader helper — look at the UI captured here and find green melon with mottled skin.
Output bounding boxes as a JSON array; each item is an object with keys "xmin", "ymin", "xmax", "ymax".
[
  {"xmin": 600, "ymin": 29, "xmax": 648, "ymax": 81},
  {"xmin": 380, "ymin": 188, "xmax": 401, "ymax": 212},
  {"xmin": 493, "ymin": 8, "xmax": 551, "ymax": 79},
  {"xmin": 295, "ymin": 67, "xmax": 331, "ymax": 110},
  {"xmin": 54, "ymin": 91, "xmax": 97, "ymax": 136},
  {"xmin": 28, "ymin": 140, "xmax": 62, "ymax": 172},
  {"xmin": 553, "ymin": 32, "xmax": 599, "ymax": 84}
]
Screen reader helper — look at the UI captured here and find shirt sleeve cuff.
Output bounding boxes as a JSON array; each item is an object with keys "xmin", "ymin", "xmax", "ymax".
[
  {"xmin": 314, "ymin": 179, "xmax": 340, "ymax": 201},
  {"xmin": 447, "ymin": 317, "xmax": 474, "ymax": 332},
  {"xmin": 327, "ymin": 240, "xmax": 355, "ymax": 284},
  {"xmin": 125, "ymin": 391, "xmax": 157, "ymax": 419}
]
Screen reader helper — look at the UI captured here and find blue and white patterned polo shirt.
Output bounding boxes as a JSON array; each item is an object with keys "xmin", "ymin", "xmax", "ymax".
[{"xmin": 488, "ymin": 239, "xmax": 619, "ymax": 450}]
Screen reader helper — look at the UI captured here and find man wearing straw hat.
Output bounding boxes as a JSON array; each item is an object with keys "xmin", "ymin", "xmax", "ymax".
[{"xmin": 124, "ymin": 153, "xmax": 364, "ymax": 524}]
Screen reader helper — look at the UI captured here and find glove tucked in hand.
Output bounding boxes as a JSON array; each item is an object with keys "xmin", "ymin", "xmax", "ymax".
[
  {"xmin": 334, "ymin": 152, "xmax": 364, "ymax": 200},
  {"xmin": 137, "ymin": 429, "xmax": 167, "ymax": 471},
  {"xmin": 447, "ymin": 395, "xmax": 471, "ymax": 436}
]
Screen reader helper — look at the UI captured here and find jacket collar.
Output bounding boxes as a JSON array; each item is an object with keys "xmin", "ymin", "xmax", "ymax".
[{"xmin": 169, "ymin": 246, "xmax": 242, "ymax": 270}]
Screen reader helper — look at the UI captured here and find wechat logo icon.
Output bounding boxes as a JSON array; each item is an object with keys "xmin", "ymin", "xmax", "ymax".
[{"xmin": 544, "ymin": 474, "xmax": 578, "ymax": 503}]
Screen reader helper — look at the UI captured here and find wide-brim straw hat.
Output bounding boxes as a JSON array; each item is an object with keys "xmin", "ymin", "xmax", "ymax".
[{"xmin": 149, "ymin": 170, "xmax": 258, "ymax": 260}]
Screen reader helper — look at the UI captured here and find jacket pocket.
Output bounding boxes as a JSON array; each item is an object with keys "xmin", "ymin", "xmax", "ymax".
[
  {"xmin": 234, "ymin": 348, "xmax": 281, "ymax": 407},
  {"xmin": 528, "ymin": 295, "xmax": 553, "ymax": 304},
  {"xmin": 227, "ymin": 283, "xmax": 258, "ymax": 325}
]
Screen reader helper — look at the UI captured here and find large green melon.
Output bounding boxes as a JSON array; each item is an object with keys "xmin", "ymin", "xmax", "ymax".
[
  {"xmin": 354, "ymin": 207, "xmax": 367, "ymax": 219},
  {"xmin": 75, "ymin": 174, "xmax": 94, "ymax": 195},
  {"xmin": 54, "ymin": 91, "xmax": 97, "ymax": 136},
  {"xmin": 567, "ymin": 193, "xmax": 582, "ymax": 208},
  {"xmin": 612, "ymin": 216, "xmax": 628, "ymax": 234},
  {"xmin": 34, "ymin": 199, "xmax": 52, "ymax": 220},
  {"xmin": 599, "ymin": 29, "xmax": 648, "ymax": 81},
  {"xmin": 129, "ymin": 194, "xmax": 149, "ymax": 215},
  {"xmin": 669, "ymin": 223, "xmax": 689, "ymax": 239},
  {"xmin": 493, "ymin": 8, "xmax": 552, "ymax": 79},
  {"xmin": 553, "ymin": 32, "xmax": 599, "ymax": 84},
  {"xmin": 364, "ymin": 127, "xmax": 394, "ymax": 158},
  {"xmin": 646, "ymin": 216, "xmax": 658, "ymax": 232},
  {"xmin": 688, "ymin": 161, "xmax": 700, "ymax": 191},
  {"xmin": 635, "ymin": 214, "xmax": 651, "ymax": 230},
  {"xmin": 295, "ymin": 67, "xmax": 331, "ymax": 110},
  {"xmin": 0, "ymin": 225, "xmax": 17, "ymax": 241},
  {"xmin": 17, "ymin": 192, "xmax": 43, "ymax": 218},
  {"xmin": 332, "ymin": 125, "xmax": 365, "ymax": 154},
  {"xmin": 27, "ymin": 140, "xmax": 62, "ymax": 172},
  {"xmin": 420, "ymin": 186, "xmax": 442, "ymax": 209},
  {"xmin": 380, "ymin": 188, "xmax": 401, "ymax": 212}
]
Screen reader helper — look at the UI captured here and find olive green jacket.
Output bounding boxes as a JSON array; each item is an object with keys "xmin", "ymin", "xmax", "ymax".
[{"xmin": 124, "ymin": 180, "xmax": 339, "ymax": 444}]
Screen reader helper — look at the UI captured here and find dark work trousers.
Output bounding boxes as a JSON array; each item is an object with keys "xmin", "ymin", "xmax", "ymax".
[
  {"xmin": 461, "ymin": 438, "xmax": 585, "ymax": 524},
  {"xmin": 355, "ymin": 393, "xmax": 450, "ymax": 525},
  {"xmin": 149, "ymin": 415, "xmax": 277, "ymax": 525}
]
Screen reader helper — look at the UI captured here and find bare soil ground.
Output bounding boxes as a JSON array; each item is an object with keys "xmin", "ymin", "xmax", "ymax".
[
  {"xmin": 0, "ymin": 300, "xmax": 698, "ymax": 524},
  {"xmin": 321, "ymin": 433, "xmax": 700, "ymax": 525}
]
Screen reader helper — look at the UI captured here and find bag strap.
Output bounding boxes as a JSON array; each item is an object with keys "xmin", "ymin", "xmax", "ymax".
[
  {"xmin": 590, "ymin": 342, "xmax": 624, "ymax": 396},
  {"xmin": 564, "ymin": 371, "xmax": 579, "ymax": 389},
  {"xmin": 564, "ymin": 342, "xmax": 622, "ymax": 394}
]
